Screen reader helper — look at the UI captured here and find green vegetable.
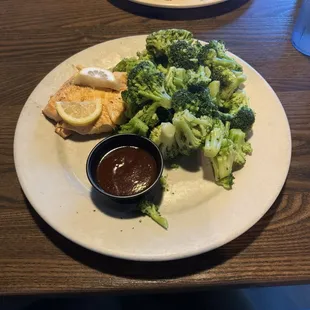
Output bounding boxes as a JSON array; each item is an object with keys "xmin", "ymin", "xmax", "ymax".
[
  {"xmin": 171, "ymin": 163, "xmax": 180, "ymax": 169},
  {"xmin": 210, "ymin": 138, "xmax": 236, "ymax": 189},
  {"xmin": 186, "ymin": 65, "xmax": 211, "ymax": 88},
  {"xmin": 165, "ymin": 67, "xmax": 188, "ymax": 96},
  {"xmin": 172, "ymin": 86, "xmax": 222, "ymax": 120},
  {"xmin": 203, "ymin": 120, "xmax": 229, "ymax": 158},
  {"xmin": 118, "ymin": 117, "xmax": 149, "ymax": 136},
  {"xmin": 230, "ymin": 106, "xmax": 255, "ymax": 132},
  {"xmin": 208, "ymin": 80, "xmax": 220, "ymax": 99},
  {"xmin": 167, "ymin": 40, "xmax": 201, "ymax": 70},
  {"xmin": 199, "ymin": 40, "xmax": 242, "ymax": 71},
  {"xmin": 138, "ymin": 200, "xmax": 168, "ymax": 230},
  {"xmin": 113, "ymin": 57, "xmax": 140, "ymax": 73},
  {"xmin": 222, "ymin": 90, "xmax": 249, "ymax": 112},
  {"xmin": 128, "ymin": 61, "xmax": 171, "ymax": 107},
  {"xmin": 116, "ymin": 30, "xmax": 255, "ymax": 191},
  {"xmin": 160, "ymin": 174, "xmax": 169, "ymax": 191},
  {"xmin": 173, "ymin": 110, "xmax": 212, "ymax": 155},
  {"xmin": 164, "ymin": 65, "xmax": 211, "ymax": 96},
  {"xmin": 150, "ymin": 122, "xmax": 179, "ymax": 160},
  {"xmin": 211, "ymin": 66, "xmax": 247, "ymax": 100},
  {"xmin": 146, "ymin": 29, "xmax": 193, "ymax": 58},
  {"xmin": 119, "ymin": 102, "xmax": 160, "ymax": 135},
  {"xmin": 229, "ymin": 128, "xmax": 253, "ymax": 166}
]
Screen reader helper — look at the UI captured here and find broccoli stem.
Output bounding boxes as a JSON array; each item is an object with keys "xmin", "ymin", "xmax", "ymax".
[{"xmin": 208, "ymin": 80, "xmax": 220, "ymax": 98}]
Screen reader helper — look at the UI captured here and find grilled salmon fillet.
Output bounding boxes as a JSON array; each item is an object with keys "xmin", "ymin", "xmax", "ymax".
[{"xmin": 42, "ymin": 71, "xmax": 127, "ymax": 138}]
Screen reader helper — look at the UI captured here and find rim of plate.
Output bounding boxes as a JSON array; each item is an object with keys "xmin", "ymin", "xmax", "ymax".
[
  {"xmin": 14, "ymin": 35, "xmax": 292, "ymax": 261},
  {"xmin": 129, "ymin": 0, "xmax": 226, "ymax": 9}
]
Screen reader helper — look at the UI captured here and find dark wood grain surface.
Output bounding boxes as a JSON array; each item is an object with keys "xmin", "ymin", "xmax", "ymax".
[{"xmin": 1, "ymin": 0, "xmax": 310, "ymax": 295}]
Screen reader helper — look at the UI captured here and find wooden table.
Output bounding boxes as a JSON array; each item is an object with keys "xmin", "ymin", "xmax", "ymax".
[{"xmin": 1, "ymin": 0, "xmax": 310, "ymax": 296}]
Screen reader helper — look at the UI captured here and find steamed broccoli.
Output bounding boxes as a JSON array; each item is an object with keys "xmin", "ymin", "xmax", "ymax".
[
  {"xmin": 203, "ymin": 120, "xmax": 229, "ymax": 158},
  {"xmin": 230, "ymin": 106, "xmax": 255, "ymax": 132},
  {"xmin": 167, "ymin": 40, "xmax": 201, "ymax": 70},
  {"xmin": 124, "ymin": 61, "xmax": 171, "ymax": 117},
  {"xmin": 211, "ymin": 66, "xmax": 247, "ymax": 100},
  {"xmin": 199, "ymin": 40, "xmax": 243, "ymax": 71},
  {"xmin": 208, "ymin": 80, "xmax": 221, "ymax": 99},
  {"xmin": 121, "ymin": 90, "xmax": 137, "ymax": 119},
  {"xmin": 146, "ymin": 29, "xmax": 193, "ymax": 58},
  {"xmin": 215, "ymin": 105, "xmax": 255, "ymax": 133},
  {"xmin": 229, "ymin": 128, "xmax": 253, "ymax": 166},
  {"xmin": 119, "ymin": 102, "xmax": 160, "ymax": 135},
  {"xmin": 118, "ymin": 118, "xmax": 149, "ymax": 136},
  {"xmin": 210, "ymin": 138, "xmax": 236, "ymax": 189},
  {"xmin": 186, "ymin": 65, "xmax": 211, "ymax": 88},
  {"xmin": 138, "ymin": 200, "xmax": 168, "ymax": 230},
  {"xmin": 165, "ymin": 67, "xmax": 188, "ymax": 96},
  {"xmin": 171, "ymin": 87, "xmax": 218, "ymax": 118},
  {"xmin": 150, "ymin": 122, "xmax": 179, "ymax": 160},
  {"xmin": 222, "ymin": 90, "xmax": 249, "ymax": 112},
  {"xmin": 173, "ymin": 110, "xmax": 212, "ymax": 155},
  {"xmin": 137, "ymin": 49, "xmax": 154, "ymax": 62},
  {"xmin": 171, "ymin": 89, "xmax": 200, "ymax": 115},
  {"xmin": 165, "ymin": 65, "xmax": 211, "ymax": 96},
  {"xmin": 134, "ymin": 102, "xmax": 160, "ymax": 128},
  {"xmin": 113, "ymin": 57, "xmax": 140, "ymax": 73}
]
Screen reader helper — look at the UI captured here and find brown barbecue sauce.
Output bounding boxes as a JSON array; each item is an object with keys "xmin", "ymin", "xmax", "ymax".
[{"xmin": 96, "ymin": 146, "xmax": 157, "ymax": 196}]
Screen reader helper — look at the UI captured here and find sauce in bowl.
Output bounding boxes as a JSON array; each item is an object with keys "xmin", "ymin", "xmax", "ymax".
[{"xmin": 96, "ymin": 146, "xmax": 158, "ymax": 196}]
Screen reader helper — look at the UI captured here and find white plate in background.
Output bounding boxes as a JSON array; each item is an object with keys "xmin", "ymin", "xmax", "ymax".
[{"xmin": 129, "ymin": 0, "xmax": 226, "ymax": 8}]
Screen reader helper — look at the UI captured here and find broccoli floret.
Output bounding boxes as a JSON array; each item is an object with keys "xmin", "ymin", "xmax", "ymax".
[
  {"xmin": 134, "ymin": 102, "xmax": 160, "ymax": 128},
  {"xmin": 208, "ymin": 80, "xmax": 221, "ymax": 99},
  {"xmin": 229, "ymin": 128, "xmax": 253, "ymax": 166},
  {"xmin": 160, "ymin": 174, "xmax": 169, "ymax": 191},
  {"xmin": 165, "ymin": 67, "xmax": 188, "ymax": 96},
  {"xmin": 118, "ymin": 118, "xmax": 149, "ymax": 136},
  {"xmin": 222, "ymin": 90, "xmax": 249, "ymax": 112},
  {"xmin": 171, "ymin": 89, "xmax": 200, "ymax": 115},
  {"xmin": 171, "ymin": 87, "xmax": 218, "ymax": 118},
  {"xmin": 146, "ymin": 29, "xmax": 193, "ymax": 58},
  {"xmin": 210, "ymin": 138, "xmax": 236, "ymax": 189},
  {"xmin": 186, "ymin": 65, "xmax": 211, "ymax": 88},
  {"xmin": 173, "ymin": 110, "xmax": 212, "ymax": 155},
  {"xmin": 126, "ymin": 60, "xmax": 171, "ymax": 109},
  {"xmin": 150, "ymin": 122, "xmax": 179, "ymax": 160},
  {"xmin": 121, "ymin": 90, "xmax": 138, "ymax": 119},
  {"xmin": 211, "ymin": 66, "xmax": 247, "ymax": 100},
  {"xmin": 199, "ymin": 40, "xmax": 243, "ymax": 71},
  {"xmin": 190, "ymin": 87, "xmax": 219, "ymax": 117},
  {"xmin": 165, "ymin": 65, "xmax": 211, "ymax": 96},
  {"xmin": 113, "ymin": 57, "xmax": 140, "ymax": 73},
  {"xmin": 137, "ymin": 49, "xmax": 154, "ymax": 62},
  {"xmin": 167, "ymin": 40, "xmax": 201, "ymax": 70},
  {"xmin": 119, "ymin": 102, "xmax": 160, "ymax": 135},
  {"xmin": 203, "ymin": 120, "xmax": 229, "ymax": 158},
  {"xmin": 138, "ymin": 200, "xmax": 168, "ymax": 230},
  {"xmin": 230, "ymin": 106, "xmax": 255, "ymax": 132}
]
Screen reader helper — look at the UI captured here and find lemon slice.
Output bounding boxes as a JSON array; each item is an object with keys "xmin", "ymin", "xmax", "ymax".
[
  {"xmin": 55, "ymin": 99, "xmax": 102, "ymax": 127},
  {"xmin": 73, "ymin": 67, "xmax": 121, "ymax": 91}
]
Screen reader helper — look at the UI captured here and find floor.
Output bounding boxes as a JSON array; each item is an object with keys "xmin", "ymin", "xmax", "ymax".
[{"xmin": 1, "ymin": 285, "xmax": 310, "ymax": 310}]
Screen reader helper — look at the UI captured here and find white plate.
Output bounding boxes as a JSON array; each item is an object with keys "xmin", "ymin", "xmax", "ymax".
[
  {"xmin": 129, "ymin": 0, "xmax": 226, "ymax": 8},
  {"xmin": 14, "ymin": 35, "xmax": 291, "ymax": 261}
]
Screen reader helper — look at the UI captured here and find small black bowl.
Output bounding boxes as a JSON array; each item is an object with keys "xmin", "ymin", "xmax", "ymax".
[{"xmin": 86, "ymin": 134, "xmax": 164, "ymax": 203}]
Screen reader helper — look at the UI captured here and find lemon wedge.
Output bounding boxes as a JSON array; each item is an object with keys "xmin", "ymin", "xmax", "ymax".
[
  {"xmin": 73, "ymin": 67, "xmax": 121, "ymax": 91},
  {"xmin": 55, "ymin": 99, "xmax": 102, "ymax": 127}
]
